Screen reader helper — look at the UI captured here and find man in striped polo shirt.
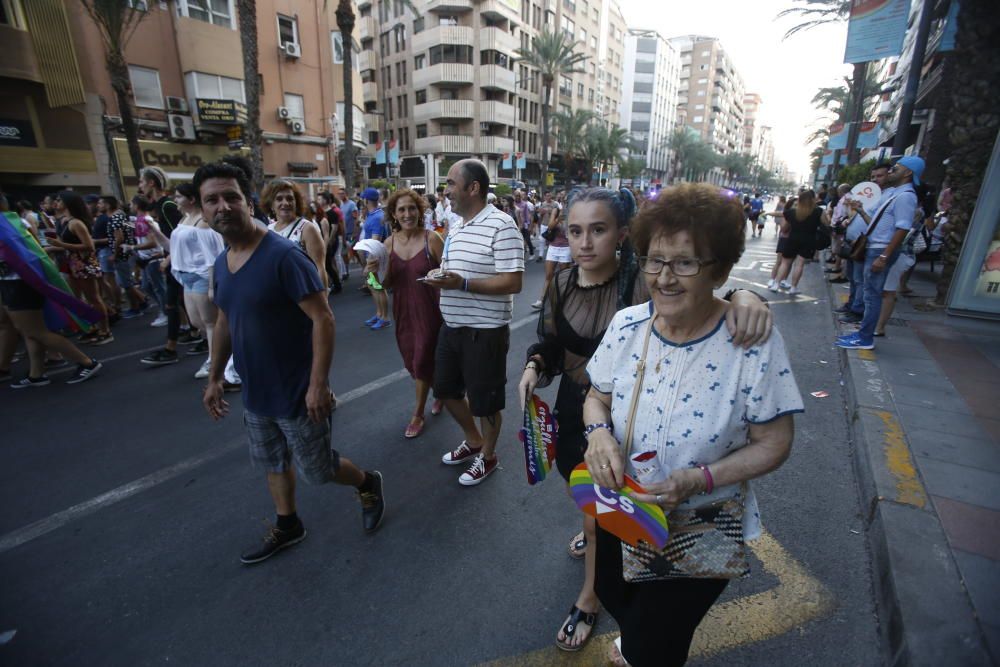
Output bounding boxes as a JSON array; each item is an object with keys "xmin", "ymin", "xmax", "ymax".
[{"xmin": 423, "ymin": 159, "xmax": 525, "ymax": 485}]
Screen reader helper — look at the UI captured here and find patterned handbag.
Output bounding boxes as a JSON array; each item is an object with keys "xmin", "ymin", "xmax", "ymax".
[{"xmin": 619, "ymin": 318, "xmax": 750, "ymax": 582}]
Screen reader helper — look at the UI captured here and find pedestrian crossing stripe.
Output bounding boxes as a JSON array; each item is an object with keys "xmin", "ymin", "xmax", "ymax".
[
  {"xmin": 479, "ymin": 531, "xmax": 834, "ymax": 666},
  {"xmin": 725, "ymin": 276, "xmax": 818, "ymax": 304}
]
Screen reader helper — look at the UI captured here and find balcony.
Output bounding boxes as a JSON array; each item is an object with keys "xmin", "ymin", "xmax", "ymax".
[
  {"xmin": 362, "ymin": 81, "xmax": 379, "ymax": 102},
  {"xmin": 479, "ymin": 0, "xmax": 521, "ymax": 20},
  {"xmin": 357, "ymin": 50, "xmax": 375, "ymax": 72},
  {"xmin": 413, "ymin": 63, "xmax": 475, "ymax": 88},
  {"xmin": 479, "ymin": 100, "xmax": 516, "ymax": 126},
  {"xmin": 415, "ymin": 134, "xmax": 475, "ymax": 154},
  {"xmin": 425, "ymin": 0, "xmax": 473, "ymax": 12},
  {"xmin": 412, "ymin": 25, "xmax": 474, "ymax": 54},
  {"xmin": 358, "ymin": 16, "xmax": 377, "ymax": 41},
  {"xmin": 364, "ymin": 112, "xmax": 383, "ymax": 131},
  {"xmin": 414, "ymin": 99, "xmax": 475, "ymax": 123},
  {"xmin": 481, "ymin": 26, "xmax": 519, "ymax": 55},
  {"xmin": 480, "ymin": 64, "xmax": 515, "ymax": 90},
  {"xmin": 479, "ymin": 135, "xmax": 514, "ymax": 154}
]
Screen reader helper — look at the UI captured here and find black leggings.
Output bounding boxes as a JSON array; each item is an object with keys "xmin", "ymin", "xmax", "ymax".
[
  {"xmin": 595, "ymin": 526, "xmax": 729, "ymax": 667},
  {"xmin": 164, "ymin": 272, "xmax": 181, "ymax": 342}
]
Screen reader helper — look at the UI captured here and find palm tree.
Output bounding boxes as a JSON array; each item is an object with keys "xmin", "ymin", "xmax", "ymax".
[
  {"xmin": 78, "ymin": 0, "xmax": 150, "ymax": 184},
  {"xmin": 553, "ymin": 109, "xmax": 595, "ymax": 181},
  {"xmin": 933, "ymin": 0, "xmax": 1000, "ymax": 304},
  {"xmin": 236, "ymin": 0, "xmax": 263, "ymax": 190},
  {"xmin": 335, "ymin": 1, "xmax": 358, "ymax": 194},
  {"xmin": 516, "ymin": 30, "xmax": 588, "ymax": 191},
  {"xmin": 663, "ymin": 126, "xmax": 703, "ymax": 183},
  {"xmin": 721, "ymin": 152, "xmax": 752, "ymax": 188},
  {"xmin": 811, "ymin": 67, "xmax": 883, "ymax": 124}
]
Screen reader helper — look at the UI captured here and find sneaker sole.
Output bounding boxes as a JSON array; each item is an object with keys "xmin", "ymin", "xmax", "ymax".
[
  {"xmin": 442, "ymin": 453, "xmax": 479, "ymax": 466},
  {"xmin": 141, "ymin": 358, "xmax": 180, "ymax": 366},
  {"xmin": 11, "ymin": 380, "xmax": 51, "ymax": 389},
  {"xmin": 459, "ymin": 467, "xmax": 497, "ymax": 486},
  {"xmin": 239, "ymin": 530, "xmax": 308, "ymax": 565},
  {"xmin": 88, "ymin": 336, "xmax": 115, "ymax": 346}
]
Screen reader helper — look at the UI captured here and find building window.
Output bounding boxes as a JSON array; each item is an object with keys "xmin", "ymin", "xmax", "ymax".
[
  {"xmin": 693, "ymin": 115, "xmax": 703, "ymax": 122},
  {"xmin": 415, "ymin": 89, "xmax": 427, "ymax": 104},
  {"xmin": 283, "ymin": 93, "xmax": 305, "ymax": 120},
  {"xmin": 177, "ymin": 0, "xmax": 233, "ymax": 28},
  {"xmin": 416, "ymin": 124, "xmax": 428, "ymax": 138},
  {"xmin": 562, "ymin": 17, "xmax": 575, "ymax": 38},
  {"xmin": 277, "ymin": 14, "xmax": 298, "ymax": 49},
  {"xmin": 440, "ymin": 122, "xmax": 459, "ymax": 135},
  {"xmin": 579, "ymin": 27, "xmax": 587, "ymax": 43},
  {"xmin": 480, "ymin": 50, "xmax": 511, "ymax": 68},
  {"xmin": 332, "ymin": 31, "xmax": 344, "ymax": 64},
  {"xmin": 588, "ymin": 88, "xmax": 594, "ymax": 102},
  {"xmin": 414, "ymin": 54, "xmax": 425, "ymax": 70},
  {"xmin": 413, "ymin": 16, "xmax": 425, "ymax": 33},
  {"xmin": 577, "ymin": 82, "xmax": 584, "ymax": 98},
  {"xmin": 185, "ymin": 71, "xmax": 246, "ymax": 103},
  {"xmin": 559, "ymin": 75, "xmax": 572, "ymax": 97},
  {"xmin": 0, "ymin": 0, "xmax": 27, "ymax": 29},
  {"xmin": 129, "ymin": 65, "xmax": 163, "ymax": 109},
  {"xmin": 429, "ymin": 44, "xmax": 473, "ymax": 65}
]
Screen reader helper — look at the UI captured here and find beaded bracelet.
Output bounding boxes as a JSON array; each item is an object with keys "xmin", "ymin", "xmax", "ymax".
[{"xmin": 584, "ymin": 422, "xmax": 612, "ymax": 437}]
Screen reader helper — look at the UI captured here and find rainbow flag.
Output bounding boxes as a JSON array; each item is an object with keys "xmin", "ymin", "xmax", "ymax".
[
  {"xmin": 0, "ymin": 212, "xmax": 100, "ymax": 332},
  {"xmin": 519, "ymin": 394, "xmax": 557, "ymax": 485},
  {"xmin": 569, "ymin": 463, "xmax": 670, "ymax": 549}
]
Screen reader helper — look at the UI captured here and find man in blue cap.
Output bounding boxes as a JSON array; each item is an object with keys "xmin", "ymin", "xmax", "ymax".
[
  {"xmin": 359, "ymin": 187, "xmax": 391, "ymax": 328},
  {"xmin": 836, "ymin": 155, "xmax": 924, "ymax": 350}
]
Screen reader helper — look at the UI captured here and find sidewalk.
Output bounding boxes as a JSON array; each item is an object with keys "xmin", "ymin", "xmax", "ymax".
[{"xmin": 827, "ymin": 261, "xmax": 1000, "ymax": 666}]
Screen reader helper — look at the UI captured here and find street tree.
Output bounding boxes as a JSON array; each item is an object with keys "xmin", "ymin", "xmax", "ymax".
[
  {"xmin": 236, "ymin": 0, "xmax": 263, "ymax": 191},
  {"xmin": 78, "ymin": 0, "xmax": 150, "ymax": 184},
  {"xmin": 553, "ymin": 109, "xmax": 596, "ymax": 181},
  {"xmin": 332, "ymin": 0, "xmax": 419, "ymax": 193},
  {"xmin": 664, "ymin": 126, "xmax": 701, "ymax": 183},
  {"xmin": 933, "ymin": 0, "xmax": 1000, "ymax": 304},
  {"xmin": 516, "ymin": 30, "xmax": 588, "ymax": 191}
]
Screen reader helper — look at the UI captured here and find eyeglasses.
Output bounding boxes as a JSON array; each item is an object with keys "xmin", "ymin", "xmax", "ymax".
[{"xmin": 637, "ymin": 256, "xmax": 716, "ymax": 277}]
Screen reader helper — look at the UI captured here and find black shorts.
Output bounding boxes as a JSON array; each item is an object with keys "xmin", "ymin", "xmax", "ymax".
[
  {"xmin": 749, "ymin": 211, "xmax": 762, "ymax": 224},
  {"xmin": 781, "ymin": 237, "xmax": 815, "ymax": 260},
  {"xmin": 775, "ymin": 237, "xmax": 791, "ymax": 255},
  {"xmin": 0, "ymin": 280, "xmax": 45, "ymax": 311},
  {"xmin": 433, "ymin": 324, "xmax": 509, "ymax": 417}
]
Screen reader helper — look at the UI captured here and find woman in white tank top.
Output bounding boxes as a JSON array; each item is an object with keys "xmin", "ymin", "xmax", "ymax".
[{"xmin": 262, "ymin": 179, "xmax": 328, "ymax": 289}]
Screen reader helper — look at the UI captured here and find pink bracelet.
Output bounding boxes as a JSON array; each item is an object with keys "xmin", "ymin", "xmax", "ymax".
[{"xmin": 697, "ymin": 464, "xmax": 714, "ymax": 494}]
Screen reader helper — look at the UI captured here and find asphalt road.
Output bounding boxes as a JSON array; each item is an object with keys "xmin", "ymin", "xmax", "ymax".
[{"xmin": 0, "ymin": 231, "xmax": 881, "ymax": 666}]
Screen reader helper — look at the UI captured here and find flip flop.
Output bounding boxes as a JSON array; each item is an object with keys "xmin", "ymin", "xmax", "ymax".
[
  {"xmin": 430, "ymin": 400, "xmax": 443, "ymax": 416},
  {"xmin": 404, "ymin": 416, "xmax": 425, "ymax": 439},
  {"xmin": 556, "ymin": 605, "xmax": 598, "ymax": 652},
  {"xmin": 567, "ymin": 531, "xmax": 587, "ymax": 559}
]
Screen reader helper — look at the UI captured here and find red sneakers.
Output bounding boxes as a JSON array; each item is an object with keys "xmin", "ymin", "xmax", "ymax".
[
  {"xmin": 459, "ymin": 454, "xmax": 499, "ymax": 486},
  {"xmin": 441, "ymin": 441, "xmax": 481, "ymax": 465}
]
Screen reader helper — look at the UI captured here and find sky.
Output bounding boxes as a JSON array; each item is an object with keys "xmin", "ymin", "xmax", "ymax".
[{"xmin": 618, "ymin": 0, "xmax": 854, "ymax": 182}]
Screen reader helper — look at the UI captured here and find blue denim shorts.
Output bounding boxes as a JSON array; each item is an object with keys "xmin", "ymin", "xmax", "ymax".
[
  {"xmin": 173, "ymin": 269, "xmax": 210, "ymax": 294},
  {"xmin": 243, "ymin": 410, "xmax": 340, "ymax": 484},
  {"xmin": 97, "ymin": 248, "xmax": 114, "ymax": 274}
]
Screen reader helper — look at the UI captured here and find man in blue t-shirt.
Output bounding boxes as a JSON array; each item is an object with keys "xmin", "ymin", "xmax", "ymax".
[
  {"xmin": 196, "ymin": 160, "xmax": 385, "ymax": 565},
  {"xmin": 358, "ymin": 187, "xmax": 390, "ymax": 328}
]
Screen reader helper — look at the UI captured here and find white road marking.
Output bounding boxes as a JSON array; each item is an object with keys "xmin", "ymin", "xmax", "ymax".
[{"xmin": 0, "ymin": 314, "xmax": 538, "ymax": 554}]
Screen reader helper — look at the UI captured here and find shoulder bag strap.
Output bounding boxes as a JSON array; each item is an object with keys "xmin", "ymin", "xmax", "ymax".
[
  {"xmin": 621, "ymin": 315, "xmax": 656, "ymax": 460},
  {"xmin": 862, "ymin": 195, "xmax": 897, "ymax": 238}
]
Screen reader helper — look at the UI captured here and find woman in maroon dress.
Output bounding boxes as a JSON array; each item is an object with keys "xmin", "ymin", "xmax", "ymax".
[{"xmin": 368, "ymin": 189, "xmax": 445, "ymax": 438}]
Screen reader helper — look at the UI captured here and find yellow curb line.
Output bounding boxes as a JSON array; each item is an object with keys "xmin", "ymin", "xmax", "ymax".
[
  {"xmin": 874, "ymin": 410, "xmax": 928, "ymax": 508},
  {"xmin": 480, "ymin": 531, "xmax": 835, "ymax": 666}
]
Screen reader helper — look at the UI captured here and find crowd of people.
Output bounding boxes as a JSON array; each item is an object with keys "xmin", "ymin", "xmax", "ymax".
[{"xmin": 3, "ymin": 155, "xmax": 825, "ymax": 667}]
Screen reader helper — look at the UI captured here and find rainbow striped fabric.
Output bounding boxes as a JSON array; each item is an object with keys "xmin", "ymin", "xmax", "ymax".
[
  {"xmin": 569, "ymin": 463, "xmax": 670, "ymax": 549},
  {"xmin": 519, "ymin": 394, "xmax": 557, "ymax": 485},
  {"xmin": 0, "ymin": 212, "xmax": 101, "ymax": 332}
]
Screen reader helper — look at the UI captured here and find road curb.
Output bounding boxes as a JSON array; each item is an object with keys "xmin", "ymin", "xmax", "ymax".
[{"xmin": 826, "ymin": 279, "xmax": 991, "ymax": 666}]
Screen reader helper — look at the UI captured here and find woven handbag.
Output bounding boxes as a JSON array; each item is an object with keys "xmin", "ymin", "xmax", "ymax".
[{"xmin": 619, "ymin": 317, "xmax": 750, "ymax": 582}]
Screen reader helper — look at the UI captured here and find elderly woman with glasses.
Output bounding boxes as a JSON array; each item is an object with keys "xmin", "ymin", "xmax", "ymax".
[{"xmin": 582, "ymin": 183, "xmax": 805, "ymax": 667}]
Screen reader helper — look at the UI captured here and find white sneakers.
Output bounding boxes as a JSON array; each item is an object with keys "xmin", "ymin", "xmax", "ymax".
[
  {"xmin": 150, "ymin": 313, "xmax": 168, "ymax": 327},
  {"xmin": 194, "ymin": 358, "xmax": 211, "ymax": 379},
  {"xmin": 767, "ymin": 279, "xmax": 779, "ymax": 292}
]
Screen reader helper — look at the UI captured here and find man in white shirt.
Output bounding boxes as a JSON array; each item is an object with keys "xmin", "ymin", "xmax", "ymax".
[{"xmin": 422, "ymin": 159, "xmax": 525, "ymax": 485}]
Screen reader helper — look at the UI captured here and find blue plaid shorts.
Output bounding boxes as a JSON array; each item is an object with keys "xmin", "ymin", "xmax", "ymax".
[{"xmin": 243, "ymin": 410, "xmax": 340, "ymax": 484}]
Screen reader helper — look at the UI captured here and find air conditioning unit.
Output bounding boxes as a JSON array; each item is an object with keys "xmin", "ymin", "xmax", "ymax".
[
  {"xmin": 283, "ymin": 42, "xmax": 302, "ymax": 59},
  {"xmin": 288, "ymin": 119, "xmax": 305, "ymax": 134},
  {"xmin": 168, "ymin": 113, "xmax": 195, "ymax": 141},
  {"xmin": 166, "ymin": 96, "xmax": 189, "ymax": 114},
  {"xmin": 277, "ymin": 106, "xmax": 291, "ymax": 120}
]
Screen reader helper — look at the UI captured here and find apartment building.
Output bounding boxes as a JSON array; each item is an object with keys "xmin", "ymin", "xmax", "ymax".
[
  {"xmin": 621, "ymin": 28, "xmax": 680, "ymax": 186},
  {"xmin": 0, "ymin": 0, "xmax": 365, "ymax": 200},
  {"xmin": 669, "ymin": 35, "xmax": 745, "ymax": 161},
  {"xmin": 356, "ymin": 0, "xmax": 626, "ymax": 190}
]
